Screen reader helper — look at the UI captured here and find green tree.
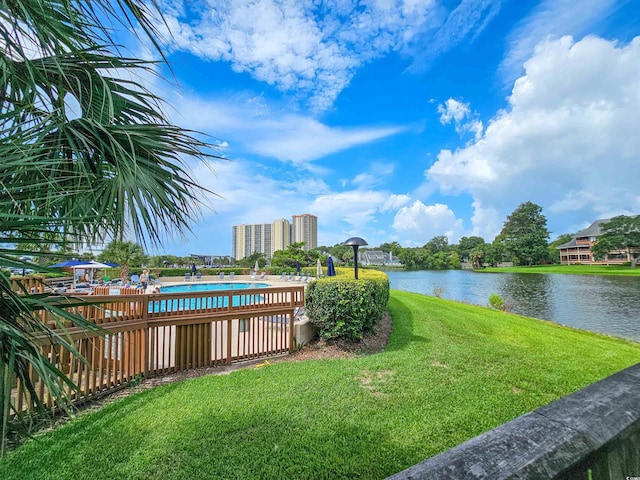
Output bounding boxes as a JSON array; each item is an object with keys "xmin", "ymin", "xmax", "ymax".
[
  {"xmin": 98, "ymin": 241, "xmax": 147, "ymax": 281},
  {"xmin": 448, "ymin": 251, "xmax": 461, "ymax": 269},
  {"xmin": 485, "ymin": 242, "xmax": 505, "ymax": 267},
  {"xmin": 469, "ymin": 247, "xmax": 486, "ymax": 269},
  {"xmin": 496, "ymin": 202, "xmax": 550, "ymax": 265},
  {"xmin": 237, "ymin": 251, "xmax": 267, "ymax": 269},
  {"xmin": 456, "ymin": 236, "xmax": 486, "ymax": 262},
  {"xmin": 379, "ymin": 241, "xmax": 402, "ymax": 255},
  {"xmin": 592, "ymin": 216, "xmax": 640, "ymax": 266},
  {"xmin": 0, "ymin": 0, "xmax": 219, "ymax": 452},
  {"xmin": 328, "ymin": 243, "xmax": 349, "ymax": 260},
  {"xmin": 271, "ymin": 242, "xmax": 307, "ymax": 269},
  {"xmin": 423, "ymin": 235, "xmax": 449, "ymax": 254}
]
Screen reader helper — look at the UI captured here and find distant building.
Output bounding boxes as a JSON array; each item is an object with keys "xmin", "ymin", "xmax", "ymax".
[
  {"xmin": 232, "ymin": 213, "xmax": 318, "ymax": 260},
  {"xmin": 271, "ymin": 218, "xmax": 291, "ymax": 257},
  {"xmin": 291, "ymin": 214, "xmax": 318, "ymax": 251},
  {"xmin": 232, "ymin": 223, "xmax": 271, "ymax": 261},
  {"xmin": 558, "ymin": 218, "xmax": 640, "ymax": 265},
  {"xmin": 359, "ymin": 250, "xmax": 402, "ymax": 266}
]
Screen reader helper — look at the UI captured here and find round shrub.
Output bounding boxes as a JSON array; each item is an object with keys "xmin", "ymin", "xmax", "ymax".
[{"xmin": 305, "ymin": 269, "xmax": 389, "ymax": 341}]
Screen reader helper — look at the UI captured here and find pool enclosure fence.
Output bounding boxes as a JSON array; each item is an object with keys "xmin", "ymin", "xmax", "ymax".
[{"xmin": 10, "ymin": 285, "xmax": 305, "ymax": 415}]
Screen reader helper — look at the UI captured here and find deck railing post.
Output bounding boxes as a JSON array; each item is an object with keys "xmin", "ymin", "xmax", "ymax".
[
  {"xmin": 142, "ymin": 294, "xmax": 150, "ymax": 376},
  {"xmin": 226, "ymin": 319, "xmax": 233, "ymax": 364}
]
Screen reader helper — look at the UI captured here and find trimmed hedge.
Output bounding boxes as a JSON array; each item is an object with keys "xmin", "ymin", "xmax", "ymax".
[{"xmin": 305, "ymin": 268, "xmax": 389, "ymax": 341}]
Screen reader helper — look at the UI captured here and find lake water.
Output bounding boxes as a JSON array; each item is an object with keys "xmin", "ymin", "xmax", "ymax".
[{"xmin": 386, "ymin": 270, "xmax": 640, "ymax": 342}]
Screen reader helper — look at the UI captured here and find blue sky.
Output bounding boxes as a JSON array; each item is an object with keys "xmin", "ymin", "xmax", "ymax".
[{"xmin": 123, "ymin": 0, "xmax": 639, "ymax": 257}]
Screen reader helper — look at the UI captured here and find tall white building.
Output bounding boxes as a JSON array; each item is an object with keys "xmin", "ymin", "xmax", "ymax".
[
  {"xmin": 271, "ymin": 218, "xmax": 291, "ymax": 257},
  {"xmin": 292, "ymin": 213, "xmax": 318, "ymax": 251},
  {"xmin": 232, "ymin": 213, "xmax": 318, "ymax": 260},
  {"xmin": 232, "ymin": 223, "xmax": 271, "ymax": 260}
]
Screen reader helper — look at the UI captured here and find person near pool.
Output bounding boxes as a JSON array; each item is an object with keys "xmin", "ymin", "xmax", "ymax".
[{"xmin": 140, "ymin": 269, "xmax": 149, "ymax": 289}]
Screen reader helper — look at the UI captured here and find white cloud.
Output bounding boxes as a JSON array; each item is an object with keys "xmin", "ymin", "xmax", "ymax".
[
  {"xmin": 438, "ymin": 98, "xmax": 470, "ymax": 124},
  {"xmin": 309, "ymin": 189, "xmax": 411, "ymax": 246},
  {"xmin": 427, "ymin": 34, "xmax": 640, "ymax": 240},
  {"xmin": 392, "ymin": 201, "xmax": 465, "ymax": 245},
  {"xmin": 166, "ymin": 92, "xmax": 405, "ymax": 166},
  {"xmin": 499, "ymin": 0, "xmax": 619, "ymax": 85},
  {"xmin": 437, "ymin": 97, "xmax": 483, "ymax": 140},
  {"xmin": 157, "ymin": 0, "xmax": 502, "ymax": 110}
]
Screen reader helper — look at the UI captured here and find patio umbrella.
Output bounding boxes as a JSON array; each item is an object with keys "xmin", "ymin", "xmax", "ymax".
[
  {"xmin": 295, "ymin": 260, "xmax": 301, "ymax": 274},
  {"xmin": 71, "ymin": 261, "xmax": 112, "ymax": 287},
  {"xmin": 316, "ymin": 258, "xmax": 323, "ymax": 278},
  {"xmin": 254, "ymin": 260, "xmax": 260, "ymax": 274},
  {"xmin": 326, "ymin": 256, "xmax": 336, "ymax": 277},
  {"xmin": 49, "ymin": 260, "xmax": 86, "ymax": 268}
]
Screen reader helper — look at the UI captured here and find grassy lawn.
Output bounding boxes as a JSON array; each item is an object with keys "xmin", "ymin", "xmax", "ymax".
[
  {"xmin": 481, "ymin": 264, "xmax": 640, "ymax": 276},
  {"xmin": 2, "ymin": 290, "xmax": 639, "ymax": 479}
]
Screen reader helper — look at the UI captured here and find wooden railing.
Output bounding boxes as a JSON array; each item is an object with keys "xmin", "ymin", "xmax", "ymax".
[{"xmin": 11, "ymin": 285, "xmax": 305, "ymax": 414}]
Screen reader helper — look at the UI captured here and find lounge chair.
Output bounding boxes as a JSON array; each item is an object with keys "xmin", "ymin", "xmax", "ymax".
[
  {"xmin": 184, "ymin": 273, "xmax": 191, "ymax": 282},
  {"xmin": 195, "ymin": 272, "xmax": 202, "ymax": 281},
  {"xmin": 279, "ymin": 272, "xmax": 286, "ymax": 280},
  {"xmin": 258, "ymin": 272, "xmax": 266, "ymax": 280},
  {"xmin": 250, "ymin": 271, "xmax": 257, "ymax": 280},
  {"xmin": 229, "ymin": 272, "xmax": 235, "ymax": 280},
  {"xmin": 219, "ymin": 272, "xmax": 224, "ymax": 280}
]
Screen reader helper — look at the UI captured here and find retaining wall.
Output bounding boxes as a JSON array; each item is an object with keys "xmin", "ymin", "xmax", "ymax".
[{"xmin": 388, "ymin": 363, "xmax": 640, "ymax": 479}]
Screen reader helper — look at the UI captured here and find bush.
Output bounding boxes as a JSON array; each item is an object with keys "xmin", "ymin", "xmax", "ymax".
[
  {"xmin": 305, "ymin": 268, "xmax": 389, "ymax": 341},
  {"xmin": 488, "ymin": 293, "xmax": 505, "ymax": 310}
]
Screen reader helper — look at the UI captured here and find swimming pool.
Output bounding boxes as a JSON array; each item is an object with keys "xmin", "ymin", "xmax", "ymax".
[
  {"xmin": 150, "ymin": 282, "xmax": 269, "ymax": 313},
  {"xmin": 161, "ymin": 282, "xmax": 269, "ymax": 293}
]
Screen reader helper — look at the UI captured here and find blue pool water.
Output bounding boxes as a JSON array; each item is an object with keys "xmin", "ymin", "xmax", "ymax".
[
  {"xmin": 161, "ymin": 282, "xmax": 269, "ymax": 293},
  {"xmin": 150, "ymin": 282, "xmax": 269, "ymax": 313}
]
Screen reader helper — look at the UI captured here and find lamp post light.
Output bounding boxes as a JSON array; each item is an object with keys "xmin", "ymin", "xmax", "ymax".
[{"xmin": 342, "ymin": 237, "xmax": 368, "ymax": 279}]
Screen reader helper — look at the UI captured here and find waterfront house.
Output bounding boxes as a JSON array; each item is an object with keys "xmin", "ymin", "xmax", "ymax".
[{"xmin": 558, "ymin": 218, "xmax": 640, "ymax": 265}]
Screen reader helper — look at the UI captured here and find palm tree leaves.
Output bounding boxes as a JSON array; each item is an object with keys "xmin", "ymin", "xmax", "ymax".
[
  {"xmin": 1, "ymin": 2, "xmax": 222, "ymax": 247},
  {"xmin": 1, "ymin": 0, "xmax": 222, "ymax": 453}
]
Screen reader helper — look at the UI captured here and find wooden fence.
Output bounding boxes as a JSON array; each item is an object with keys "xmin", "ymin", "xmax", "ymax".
[{"xmin": 11, "ymin": 285, "xmax": 305, "ymax": 414}]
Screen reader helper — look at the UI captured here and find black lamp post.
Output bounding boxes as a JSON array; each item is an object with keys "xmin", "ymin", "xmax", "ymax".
[{"xmin": 342, "ymin": 237, "xmax": 368, "ymax": 279}]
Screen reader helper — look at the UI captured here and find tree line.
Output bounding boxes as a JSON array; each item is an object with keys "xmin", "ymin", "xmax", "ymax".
[{"xmin": 320, "ymin": 202, "xmax": 640, "ymax": 271}]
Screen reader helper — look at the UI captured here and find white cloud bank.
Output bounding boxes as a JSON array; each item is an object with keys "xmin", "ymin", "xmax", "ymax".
[
  {"xmin": 392, "ymin": 201, "xmax": 465, "ymax": 246},
  {"xmin": 428, "ymin": 34, "xmax": 640, "ymax": 239},
  {"xmin": 157, "ymin": 0, "xmax": 503, "ymax": 110},
  {"xmin": 499, "ymin": 0, "xmax": 620, "ymax": 85}
]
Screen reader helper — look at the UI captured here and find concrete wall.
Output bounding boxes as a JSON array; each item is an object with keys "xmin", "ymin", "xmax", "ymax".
[{"xmin": 387, "ymin": 363, "xmax": 640, "ymax": 480}]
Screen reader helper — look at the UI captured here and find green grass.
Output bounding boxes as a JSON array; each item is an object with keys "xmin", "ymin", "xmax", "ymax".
[
  {"xmin": 481, "ymin": 264, "xmax": 640, "ymax": 276},
  {"xmin": 2, "ymin": 291, "xmax": 639, "ymax": 479}
]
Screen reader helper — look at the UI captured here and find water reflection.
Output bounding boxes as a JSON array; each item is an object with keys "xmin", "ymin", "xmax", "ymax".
[
  {"xmin": 498, "ymin": 274, "xmax": 554, "ymax": 321},
  {"xmin": 386, "ymin": 270, "xmax": 640, "ymax": 342}
]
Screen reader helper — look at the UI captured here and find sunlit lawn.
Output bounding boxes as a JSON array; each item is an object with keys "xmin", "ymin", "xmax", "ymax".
[
  {"xmin": 481, "ymin": 264, "xmax": 640, "ymax": 276},
  {"xmin": 2, "ymin": 290, "xmax": 639, "ymax": 479}
]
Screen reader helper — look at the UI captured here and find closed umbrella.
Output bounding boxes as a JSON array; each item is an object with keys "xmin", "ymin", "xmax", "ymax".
[
  {"xmin": 326, "ymin": 256, "xmax": 336, "ymax": 277},
  {"xmin": 254, "ymin": 260, "xmax": 260, "ymax": 274},
  {"xmin": 316, "ymin": 258, "xmax": 323, "ymax": 278},
  {"xmin": 295, "ymin": 260, "xmax": 301, "ymax": 274}
]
